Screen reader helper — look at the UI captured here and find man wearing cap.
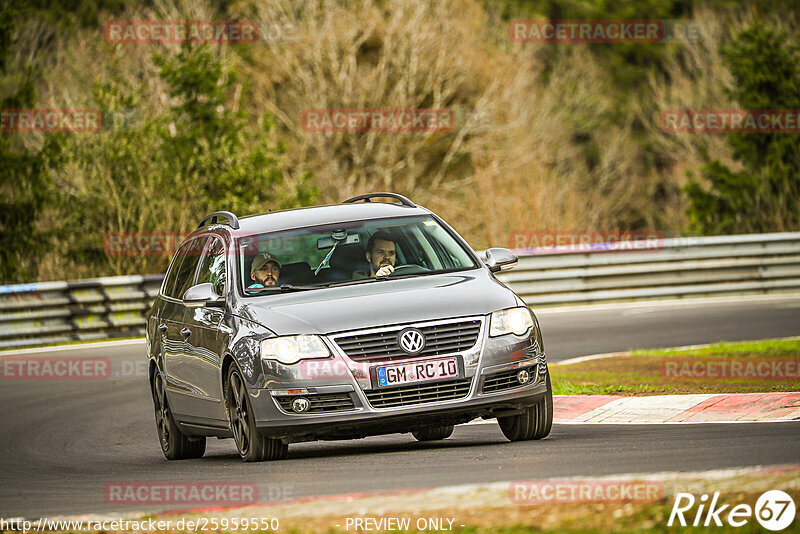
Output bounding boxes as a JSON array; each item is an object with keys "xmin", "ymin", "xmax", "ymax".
[{"xmin": 247, "ymin": 252, "xmax": 281, "ymax": 292}]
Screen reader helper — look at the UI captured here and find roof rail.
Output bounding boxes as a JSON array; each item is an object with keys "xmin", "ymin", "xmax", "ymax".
[
  {"xmin": 197, "ymin": 211, "xmax": 240, "ymax": 230},
  {"xmin": 342, "ymin": 192, "xmax": 417, "ymax": 208}
]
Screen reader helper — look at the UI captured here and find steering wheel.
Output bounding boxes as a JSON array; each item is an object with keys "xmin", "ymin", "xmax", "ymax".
[{"xmin": 390, "ymin": 264, "xmax": 431, "ymax": 275}]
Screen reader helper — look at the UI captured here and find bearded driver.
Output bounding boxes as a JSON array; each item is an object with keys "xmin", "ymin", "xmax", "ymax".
[
  {"xmin": 247, "ymin": 252, "xmax": 281, "ymax": 292},
  {"xmin": 364, "ymin": 231, "xmax": 397, "ymax": 277}
]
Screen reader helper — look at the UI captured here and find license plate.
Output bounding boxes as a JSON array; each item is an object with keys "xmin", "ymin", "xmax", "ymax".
[{"xmin": 376, "ymin": 357, "xmax": 458, "ymax": 387}]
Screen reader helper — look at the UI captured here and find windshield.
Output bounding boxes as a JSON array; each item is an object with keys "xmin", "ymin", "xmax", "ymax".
[{"xmin": 238, "ymin": 215, "xmax": 478, "ymax": 295}]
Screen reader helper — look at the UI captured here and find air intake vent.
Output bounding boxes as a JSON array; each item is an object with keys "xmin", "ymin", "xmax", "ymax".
[{"xmin": 364, "ymin": 378, "xmax": 472, "ymax": 408}]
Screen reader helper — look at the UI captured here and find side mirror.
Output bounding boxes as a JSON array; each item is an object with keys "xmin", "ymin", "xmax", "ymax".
[
  {"xmin": 484, "ymin": 248, "xmax": 518, "ymax": 273},
  {"xmin": 183, "ymin": 283, "xmax": 224, "ymax": 308}
]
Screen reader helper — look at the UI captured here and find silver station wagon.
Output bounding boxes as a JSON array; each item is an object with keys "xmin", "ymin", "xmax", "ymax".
[{"xmin": 146, "ymin": 193, "xmax": 552, "ymax": 461}]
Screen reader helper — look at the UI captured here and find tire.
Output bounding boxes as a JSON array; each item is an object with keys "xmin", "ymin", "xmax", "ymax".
[
  {"xmin": 226, "ymin": 366, "xmax": 288, "ymax": 462},
  {"xmin": 412, "ymin": 425, "xmax": 455, "ymax": 441},
  {"xmin": 498, "ymin": 371, "xmax": 553, "ymax": 441},
  {"xmin": 152, "ymin": 372, "xmax": 206, "ymax": 460}
]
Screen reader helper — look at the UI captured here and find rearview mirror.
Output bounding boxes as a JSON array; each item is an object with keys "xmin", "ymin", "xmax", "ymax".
[
  {"xmin": 182, "ymin": 283, "xmax": 224, "ymax": 308},
  {"xmin": 484, "ymin": 248, "xmax": 518, "ymax": 272},
  {"xmin": 317, "ymin": 233, "xmax": 361, "ymax": 249}
]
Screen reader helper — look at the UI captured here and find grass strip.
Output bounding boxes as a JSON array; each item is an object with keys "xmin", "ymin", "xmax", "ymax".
[{"xmin": 551, "ymin": 339, "xmax": 800, "ymax": 395}]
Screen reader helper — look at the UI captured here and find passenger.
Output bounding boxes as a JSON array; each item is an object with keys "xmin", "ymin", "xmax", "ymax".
[{"xmin": 247, "ymin": 252, "xmax": 281, "ymax": 291}]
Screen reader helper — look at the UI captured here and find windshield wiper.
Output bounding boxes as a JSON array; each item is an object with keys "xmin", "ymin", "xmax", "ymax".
[
  {"xmin": 250, "ymin": 284, "xmax": 324, "ymax": 293},
  {"xmin": 378, "ymin": 273, "xmax": 425, "ymax": 281},
  {"xmin": 325, "ymin": 271, "xmax": 434, "ymax": 288},
  {"xmin": 325, "ymin": 277, "xmax": 389, "ymax": 288}
]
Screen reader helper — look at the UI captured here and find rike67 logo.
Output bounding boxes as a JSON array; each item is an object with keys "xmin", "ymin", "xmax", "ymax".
[{"xmin": 669, "ymin": 490, "xmax": 796, "ymax": 531}]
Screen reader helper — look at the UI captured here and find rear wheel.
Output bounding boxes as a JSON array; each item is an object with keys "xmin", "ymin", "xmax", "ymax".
[
  {"xmin": 152, "ymin": 372, "xmax": 206, "ymax": 460},
  {"xmin": 498, "ymin": 372, "xmax": 553, "ymax": 441},
  {"xmin": 226, "ymin": 366, "xmax": 288, "ymax": 462},
  {"xmin": 412, "ymin": 425, "xmax": 455, "ymax": 441}
]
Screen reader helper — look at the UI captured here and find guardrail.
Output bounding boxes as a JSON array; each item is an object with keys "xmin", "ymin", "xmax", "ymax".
[
  {"xmin": 0, "ymin": 276, "xmax": 162, "ymax": 349},
  {"xmin": 496, "ymin": 232, "xmax": 800, "ymax": 306},
  {"xmin": 1, "ymin": 232, "xmax": 798, "ymax": 349}
]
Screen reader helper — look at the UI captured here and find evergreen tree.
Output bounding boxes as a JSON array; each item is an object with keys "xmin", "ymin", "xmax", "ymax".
[{"xmin": 685, "ymin": 24, "xmax": 800, "ymax": 234}]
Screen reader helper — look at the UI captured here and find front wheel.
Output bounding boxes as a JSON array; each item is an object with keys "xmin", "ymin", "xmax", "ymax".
[
  {"xmin": 226, "ymin": 366, "xmax": 288, "ymax": 462},
  {"xmin": 412, "ymin": 425, "xmax": 454, "ymax": 441},
  {"xmin": 152, "ymin": 372, "xmax": 206, "ymax": 460},
  {"xmin": 498, "ymin": 372, "xmax": 553, "ymax": 441}
]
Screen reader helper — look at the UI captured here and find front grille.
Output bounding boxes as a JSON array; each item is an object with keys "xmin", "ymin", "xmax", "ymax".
[
  {"xmin": 334, "ymin": 319, "xmax": 482, "ymax": 362},
  {"xmin": 364, "ymin": 378, "xmax": 472, "ymax": 408},
  {"xmin": 482, "ymin": 366, "xmax": 537, "ymax": 393},
  {"xmin": 274, "ymin": 393, "xmax": 355, "ymax": 413}
]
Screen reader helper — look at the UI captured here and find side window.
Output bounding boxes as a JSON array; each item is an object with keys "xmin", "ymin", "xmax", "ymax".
[
  {"xmin": 163, "ymin": 242, "xmax": 190, "ymax": 297},
  {"xmin": 197, "ymin": 237, "xmax": 227, "ymax": 296},
  {"xmin": 171, "ymin": 237, "xmax": 208, "ymax": 299}
]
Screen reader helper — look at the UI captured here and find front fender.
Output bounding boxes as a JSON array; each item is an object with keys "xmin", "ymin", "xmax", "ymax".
[{"xmin": 225, "ymin": 315, "xmax": 274, "ymax": 391}]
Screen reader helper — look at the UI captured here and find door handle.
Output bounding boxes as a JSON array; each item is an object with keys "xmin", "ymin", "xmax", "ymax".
[
  {"xmin": 158, "ymin": 323, "xmax": 168, "ymax": 334},
  {"xmin": 180, "ymin": 327, "xmax": 192, "ymax": 341}
]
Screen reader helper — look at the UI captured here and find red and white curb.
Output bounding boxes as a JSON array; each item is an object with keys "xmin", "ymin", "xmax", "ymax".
[
  {"xmin": 554, "ymin": 392, "xmax": 800, "ymax": 424},
  {"xmin": 464, "ymin": 392, "xmax": 800, "ymax": 425}
]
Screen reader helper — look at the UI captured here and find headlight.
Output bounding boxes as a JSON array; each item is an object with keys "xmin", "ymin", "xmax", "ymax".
[
  {"xmin": 260, "ymin": 335, "xmax": 330, "ymax": 365},
  {"xmin": 490, "ymin": 307, "xmax": 534, "ymax": 337}
]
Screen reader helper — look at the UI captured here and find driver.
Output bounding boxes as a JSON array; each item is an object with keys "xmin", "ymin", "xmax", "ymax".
[
  {"xmin": 247, "ymin": 252, "xmax": 281, "ymax": 291},
  {"xmin": 360, "ymin": 231, "xmax": 397, "ymax": 277}
]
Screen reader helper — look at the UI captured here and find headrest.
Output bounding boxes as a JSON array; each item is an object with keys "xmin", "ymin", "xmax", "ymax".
[
  {"xmin": 329, "ymin": 244, "xmax": 368, "ymax": 272},
  {"xmin": 280, "ymin": 262, "xmax": 313, "ymax": 284}
]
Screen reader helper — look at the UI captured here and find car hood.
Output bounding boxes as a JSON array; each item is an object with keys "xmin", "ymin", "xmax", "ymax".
[{"xmin": 236, "ymin": 269, "xmax": 519, "ymax": 335}]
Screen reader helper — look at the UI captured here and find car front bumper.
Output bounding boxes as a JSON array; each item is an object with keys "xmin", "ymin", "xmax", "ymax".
[
  {"xmin": 252, "ymin": 379, "xmax": 548, "ymax": 442},
  {"xmin": 249, "ymin": 317, "xmax": 550, "ymax": 442}
]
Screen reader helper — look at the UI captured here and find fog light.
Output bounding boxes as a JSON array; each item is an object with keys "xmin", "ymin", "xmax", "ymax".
[
  {"xmin": 291, "ymin": 397, "xmax": 310, "ymax": 413},
  {"xmin": 516, "ymin": 369, "xmax": 531, "ymax": 384}
]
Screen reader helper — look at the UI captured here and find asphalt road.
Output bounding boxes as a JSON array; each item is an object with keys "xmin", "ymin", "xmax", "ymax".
[
  {"xmin": 536, "ymin": 294, "xmax": 800, "ymax": 361},
  {"xmin": 1, "ymin": 294, "xmax": 799, "ymax": 517}
]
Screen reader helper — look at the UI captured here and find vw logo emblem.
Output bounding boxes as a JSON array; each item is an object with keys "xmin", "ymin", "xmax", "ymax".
[{"xmin": 398, "ymin": 328, "xmax": 426, "ymax": 354}]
